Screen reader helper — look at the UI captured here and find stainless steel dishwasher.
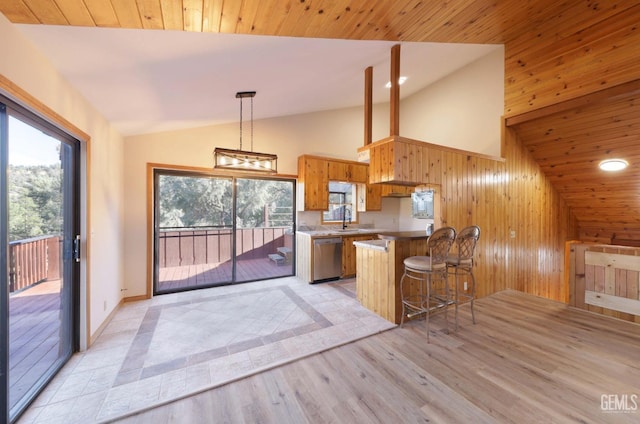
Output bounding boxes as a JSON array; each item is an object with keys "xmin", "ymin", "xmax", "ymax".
[{"xmin": 312, "ymin": 237, "xmax": 342, "ymax": 283}]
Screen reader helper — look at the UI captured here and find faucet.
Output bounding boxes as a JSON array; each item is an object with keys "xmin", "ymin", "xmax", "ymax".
[{"xmin": 342, "ymin": 206, "xmax": 352, "ymax": 230}]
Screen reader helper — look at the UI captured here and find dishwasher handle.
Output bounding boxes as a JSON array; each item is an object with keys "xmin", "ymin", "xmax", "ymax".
[{"xmin": 313, "ymin": 237, "xmax": 342, "ymax": 245}]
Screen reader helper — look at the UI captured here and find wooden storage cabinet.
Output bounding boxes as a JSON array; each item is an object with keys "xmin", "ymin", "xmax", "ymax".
[
  {"xmin": 298, "ymin": 156, "xmax": 329, "ymax": 210},
  {"xmin": 341, "ymin": 234, "xmax": 378, "ymax": 277},
  {"xmin": 299, "ymin": 155, "xmax": 372, "ymax": 211},
  {"xmin": 298, "ymin": 154, "xmax": 412, "ymax": 213},
  {"xmin": 380, "ymin": 184, "xmax": 414, "ymax": 197},
  {"xmin": 328, "ymin": 161, "xmax": 368, "ymax": 183},
  {"xmin": 357, "ymin": 183, "xmax": 382, "ymax": 212}
]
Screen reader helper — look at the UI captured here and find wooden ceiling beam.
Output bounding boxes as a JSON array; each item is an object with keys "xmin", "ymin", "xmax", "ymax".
[{"xmin": 390, "ymin": 44, "xmax": 400, "ymax": 136}]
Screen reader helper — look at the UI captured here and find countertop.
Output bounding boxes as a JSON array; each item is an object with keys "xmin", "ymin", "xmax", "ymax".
[
  {"xmin": 377, "ymin": 231, "xmax": 430, "ymax": 240},
  {"xmin": 297, "ymin": 228, "xmax": 385, "ymax": 237},
  {"xmin": 353, "ymin": 239, "xmax": 388, "ymax": 252},
  {"xmin": 298, "ymin": 229, "xmax": 430, "ymax": 240}
]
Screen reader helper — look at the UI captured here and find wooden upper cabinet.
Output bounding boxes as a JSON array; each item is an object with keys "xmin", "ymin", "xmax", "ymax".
[
  {"xmin": 298, "ymin": 155, "xmax": 329, "ymax": 211},
  {"xmin": 365, "ymin": 184, "xmax": 383, "ymax": 210},
  {"xmin": 328, "ymin": 160, "xmax": 368, "ymax": 183},
  {"xmin": 356, "ymin": 183, "xmax": 382, "ymax": 212},
  {"xmin": 328, "ymin": 161, "xmax": 348, "ymax": 181},
  {"xmin": 380, "ymin": 184, "xmax": 414, "ymax": 197},
  {"xmin": 349, "ymin": 163, "xmax": 368, "ymax": 183},
  {"xmin": 299, "ymin": 154, "xmax": 413, "ymax": 212}
]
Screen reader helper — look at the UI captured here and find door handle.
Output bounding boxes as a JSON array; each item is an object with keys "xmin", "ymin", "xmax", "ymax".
[{"xmin": 73, "ymin": 235, "xmax": 81, "ymax": 263}]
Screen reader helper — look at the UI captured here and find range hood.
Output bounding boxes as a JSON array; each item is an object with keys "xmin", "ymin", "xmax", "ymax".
[{"xmin": 358, "ymin": 45, "xmax": 434, "ymax": 187}]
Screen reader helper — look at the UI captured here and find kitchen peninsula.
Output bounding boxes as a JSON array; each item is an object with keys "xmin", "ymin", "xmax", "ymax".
[{"xmin": 355, "ymin": 231, "xmax": 430, "ymax": 324}]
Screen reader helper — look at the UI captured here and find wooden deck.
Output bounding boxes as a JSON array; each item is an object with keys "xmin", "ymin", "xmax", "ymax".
[
  {"xmin": 157, "ymin": 257, "xmax": 294, "ymax": 292},
  {"xmin": 9, "ymin": 280, "xmax": 64, "ymax": 410}
]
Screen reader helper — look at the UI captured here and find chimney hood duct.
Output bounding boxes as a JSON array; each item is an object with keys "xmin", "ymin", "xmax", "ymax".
[{"xmin": 357, "ymin": 44, "xmax": 425, "ymax": 187}]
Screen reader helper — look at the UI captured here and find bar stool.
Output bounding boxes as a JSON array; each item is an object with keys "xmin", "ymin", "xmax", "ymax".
[
  {"xmin": 400, "ymin": 226, "xmax": 456, "ymax": 342},
  {"xmin": 446, "ymin": 225, "xmax": 480, "ymax": 329}
]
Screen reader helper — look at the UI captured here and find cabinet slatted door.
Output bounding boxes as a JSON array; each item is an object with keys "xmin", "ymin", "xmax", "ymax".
[
  {"xmin": 298, "ymin": 156, "xmax": 329, "ymax": 211},
  {"xmin": 342, "ymin": 234, "xmax": 378, "ymax": 278}
]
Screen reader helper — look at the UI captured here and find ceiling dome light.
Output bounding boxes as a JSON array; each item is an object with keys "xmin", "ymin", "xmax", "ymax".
[{"xmin": 599, "ymin": 159, "xmax": 628, "ymax": 171}]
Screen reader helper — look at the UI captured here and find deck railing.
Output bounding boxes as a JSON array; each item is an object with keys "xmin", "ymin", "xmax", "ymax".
[
  {"xmin": 9, "ymin": 235, "xmax": 61, "ymax": 293},
  {"xmin": 158, "ymin": 226, "xmax": 293, "ymax": 267}
]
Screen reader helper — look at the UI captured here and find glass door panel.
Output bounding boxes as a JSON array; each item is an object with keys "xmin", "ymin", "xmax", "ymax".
[
  {"xmin": 154, "ymin": 172, "xmax": 295, "ymax": 293},
  {"xmin": 6, "ymin": 113, "xmax": 77, "ymax": 421},
  {"xmin": 235, "ymin": 178, "xmax": 295, "ymax": 283},
  {"xmin": 155, "ymin": 173, "xmax": 233, "ymax": 294}
]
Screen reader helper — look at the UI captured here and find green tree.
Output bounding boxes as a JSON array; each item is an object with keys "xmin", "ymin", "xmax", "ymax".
[
  {"xmin": 158, "ymin": 175, "xmax": 293, "ymax": 229},
  {"xmin": 8, "ymin": 164, "xmax": 62, "ymax": 241}
]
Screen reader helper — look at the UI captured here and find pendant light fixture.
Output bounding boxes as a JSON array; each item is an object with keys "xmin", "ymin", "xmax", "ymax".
[{"xmin": 214, "ymin": 91, "xmax": 277, "ymax": 173}]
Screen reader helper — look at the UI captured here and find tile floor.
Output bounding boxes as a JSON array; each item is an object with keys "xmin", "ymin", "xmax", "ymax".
[{"xmin": 17, "ymin": 277, "xmax": 395, "ymax": 423}]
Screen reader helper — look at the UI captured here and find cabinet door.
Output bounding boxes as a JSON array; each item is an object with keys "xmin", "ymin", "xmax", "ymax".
[
  {"xmin": 356, "ymin": 183, "xmax": 380, "ymax": 212},
  {"xmin": 342, "ymin": 234, "xmax": 378, "ymax": 277},
  {"xmin": 328, "ymin": 161, "xmax": 368, "ymax": 183},
  {"xmin": 349, "ymin": 163, "xmax": 368, "ymax": 183},
  {"xmin": 341, "ymin": 236, "xmax": 357, "ymax": 277},
  {"xmin": 328, "ymin": 161, "xmax": 349, "ymax": 181},
  {"xmin": 365, "ymin": 184, "xmax": 382, "ymax": 211},
  {"xmin": 299, "ymin": 157, "xmax": 329, "ymax": 210}
]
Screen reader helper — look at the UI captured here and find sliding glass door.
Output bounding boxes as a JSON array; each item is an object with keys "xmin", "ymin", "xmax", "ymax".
[
  {"xmin": 154, "ymin": 170, "xmax": 295, "ymax": 294},
  {"xmin": 235, "ymin": 177, "xmax": 295, "ymax": 283},
  {"xmin": 1, "ymin": 98, "xmax": 80, "ymax": 423},
  {"xmin": 155, "ymin": 172, "xmax": 234, "ymax": 293}
]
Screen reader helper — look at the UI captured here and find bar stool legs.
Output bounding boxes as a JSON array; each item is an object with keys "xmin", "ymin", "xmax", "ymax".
[
  {"xmin": 446, "ymin": 225, "xmax": 480, "ymax": 329},
  {"xmin": 399, "ymin": 227, "xmax": 456, "ymax": 342}
]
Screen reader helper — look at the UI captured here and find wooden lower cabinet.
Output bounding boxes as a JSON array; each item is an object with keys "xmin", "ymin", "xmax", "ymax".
[
  {"xmin": 355, "ymin": 237, "xmax": 429, "ymax": 324},
  {"xmin": 341, "ymin": 234, "xmax": 378, "ymax": 278}
]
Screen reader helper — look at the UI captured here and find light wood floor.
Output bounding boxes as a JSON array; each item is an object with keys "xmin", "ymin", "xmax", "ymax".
[{"xmin": 113, "ymin": 290, "xmax": 640, "ymax": 423}]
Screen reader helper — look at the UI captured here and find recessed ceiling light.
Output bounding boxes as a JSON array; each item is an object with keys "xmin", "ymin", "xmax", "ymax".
[
  {"xmin": 385, "ymin": 76, "xmax": 407, "ymax": 88},
  {"xmin": 599, "ymin": 159, "xmax": 628, "ymax": 171}
]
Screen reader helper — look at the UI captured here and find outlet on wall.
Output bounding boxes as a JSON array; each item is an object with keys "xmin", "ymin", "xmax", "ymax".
[
  {"xmin": 463, "ymin": 281, "xmax": 468, "ymax": 291},
  {"xmin": 103, "ymin": 300, "xmax": 107, "ymax": 311}
]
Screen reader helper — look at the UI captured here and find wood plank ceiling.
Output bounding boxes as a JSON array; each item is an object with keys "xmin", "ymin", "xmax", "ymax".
[
  {"xmin": 0, "ymin": 0, "xmax": 573, "ymax": 44},
  {"xmin": 508, "ymin": 82, "xmax": 640, "ymax": 243},
  {"xmin": 2, "ymin": 0, "xmax": 640, "ymax": 244}
]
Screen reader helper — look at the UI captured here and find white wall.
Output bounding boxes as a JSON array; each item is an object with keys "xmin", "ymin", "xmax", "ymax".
[
  {"xmin": 400, "ymin": 47, "xmax": 504, "ymax": 157},
  {"xmin": 123, "ymin": 44, "xmax": 503, "ymax": 297},
  {"xmin": 0, "ymin": 15, "xmax": 126, "ymax": 344}
]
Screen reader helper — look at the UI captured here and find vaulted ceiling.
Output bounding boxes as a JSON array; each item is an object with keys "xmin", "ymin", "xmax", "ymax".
[
  {"xmin": 0, "ymin": 0, "xmax": 562, "ymax": 44},
  {"xmin": 2, "ymin": 0, "xmax": 640, "ymax": 243}
]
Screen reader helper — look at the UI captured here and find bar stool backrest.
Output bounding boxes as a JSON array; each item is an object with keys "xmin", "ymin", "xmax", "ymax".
[
  {"xmin": 455, "ymin": 225, "xmax": 481, "ymax": 264},
  {"xmin": 427, "ymin": 226, "xmax": 456, "ymax": 266}
]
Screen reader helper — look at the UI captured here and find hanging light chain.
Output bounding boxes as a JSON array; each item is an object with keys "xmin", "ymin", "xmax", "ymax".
[
  {"xmin": 250, "ymin": 95, "xmax": 254, "ymax": 152},
  {"xmin": 239, "ymin": 95, "xmax": 243, "ymax": 151}
]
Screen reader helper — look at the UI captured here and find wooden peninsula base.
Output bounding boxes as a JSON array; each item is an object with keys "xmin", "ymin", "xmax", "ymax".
[{"xmin": 355, "ymin": 232, "xmax": 429, "ymax": 324}]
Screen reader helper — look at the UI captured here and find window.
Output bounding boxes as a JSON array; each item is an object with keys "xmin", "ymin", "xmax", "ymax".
[{"xmin": 322, "ymin": 182, "xmax": 357, "ymax": 224}]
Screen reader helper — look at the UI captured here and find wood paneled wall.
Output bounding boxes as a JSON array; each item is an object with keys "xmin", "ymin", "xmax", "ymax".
[{"xmin": 425, "ymin": 126, "xmax": 578, "ymax": 302}]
